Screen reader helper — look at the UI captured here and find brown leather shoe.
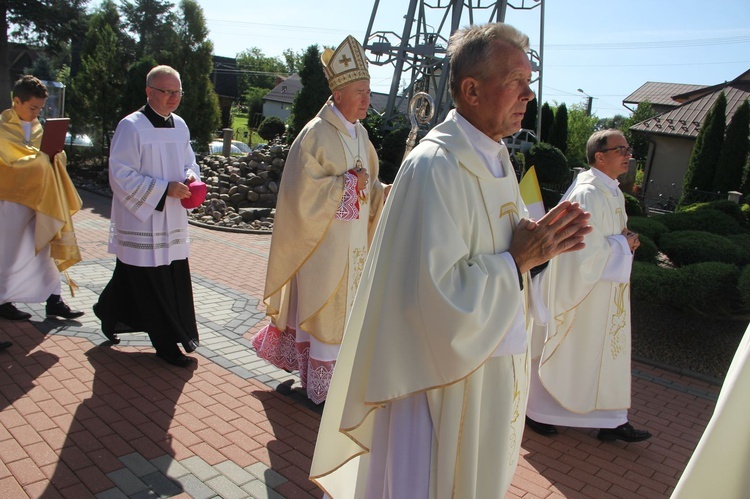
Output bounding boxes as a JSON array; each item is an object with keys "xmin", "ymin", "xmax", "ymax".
[
  {"xmin": 0, "ymin": 303, "xmax": 31, "ymax": 321},
  {"xmin": 598, "ymin": 422, "xmax": 652, "ymax": 442}
]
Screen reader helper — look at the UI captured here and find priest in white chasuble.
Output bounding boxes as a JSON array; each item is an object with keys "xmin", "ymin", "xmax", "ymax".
[
  {"xmin": 252, "ymin": 35, "xmax": 386, "ymax": 405},
  {"xmin": 94, "ymin": 65, "xmax": 200, "ymax": 368},
  {"xmin": 310, "ymin": 23, "xmax": 592, "ymax": 498},
  {"xmin": 526, "ymin": 129, "xmax": 652, "ymax": 443}
]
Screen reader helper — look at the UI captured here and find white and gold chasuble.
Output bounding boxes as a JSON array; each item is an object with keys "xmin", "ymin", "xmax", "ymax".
[
  {"xmin": 311, "ymin": 110, "xmax": 532, "ymax": 498},
  {"xmin": 533, "ymin": 168, "xmax": 632, "ymax": 415},
  {"xmin": 253, "ymin": 101, "xmax": 384, "ymax": 404}
]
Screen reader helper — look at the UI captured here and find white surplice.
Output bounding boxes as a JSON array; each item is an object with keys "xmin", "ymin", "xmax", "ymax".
[{"xmin": 107, "ymin": 111, "xmax": 198, "ymax": 267}]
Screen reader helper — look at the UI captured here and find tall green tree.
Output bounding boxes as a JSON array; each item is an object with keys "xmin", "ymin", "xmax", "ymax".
[
  {"xmin": 282, "ymin": 48, "xmax": 303, "ymax": 74},
  {"xmin": 1, "ymin": 0, "xmax": 88, "ymax": 108},
  {"xmin": 741, "ymin": 149, "xmax": 750, "ymax": 197},
  {"xmin": 713, "ymin": 99, "xmax": 750, "ymax": 193},
  {"xmin": 566, "ymin": 103, "xmax": 598, "ymax": 166},
  {"xmin": 171, "ymin": 0, "xmax": 220, "ymax": 149},
  {"xmin": 680, "ymin": 93, "xmax": 727, "ymax": 206},
  {"xmin": 597, "ymin": 114, "xmax": 627, "ymax": 131},
  {"xmin": 540, "ymin": 102, "xmax": 554, "ymax": 143},
  {"xmin": 288, "ymin": 44, "xmax": 329, "ymax": 139},
  {"xmin": 120, "ymin": 56, "xmax": 158, "ymax": 116},
  {"xmin": 549, "ymin": 103, "xmax": 568, "ymax": 153},
  {"xmin": 121, "ymin": 0, "xmax": 178, "ymax": 60},
  {"xmin": 521, "ymin": 98, "xmax": 537, "ymax": 132},
  {"xmin": 620, "ymin": 101, "xmax": 657, "ymax": 162},
  {"xmin": 70, "ymin": 0, "xmax": 131, "ymax": 147},
  {"xmin": 236, "ymin": 48, "xmax": 288, "ymax": 100}
]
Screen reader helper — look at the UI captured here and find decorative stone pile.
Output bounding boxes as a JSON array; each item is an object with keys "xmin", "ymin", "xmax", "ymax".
[{"xmin": 189, "ymin": 143, "xmax": 288, "ymax": 232}]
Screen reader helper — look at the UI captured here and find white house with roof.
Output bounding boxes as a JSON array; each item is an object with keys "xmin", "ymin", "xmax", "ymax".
[{"xmin": 262, "ymin": 74, "xmax": 302, "ymax": 121}]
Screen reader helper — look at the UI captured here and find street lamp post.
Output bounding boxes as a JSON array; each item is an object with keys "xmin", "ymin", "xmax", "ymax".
[{"xmin": 577, "ymin": 88, "xmax": 594, "ymax": 116}]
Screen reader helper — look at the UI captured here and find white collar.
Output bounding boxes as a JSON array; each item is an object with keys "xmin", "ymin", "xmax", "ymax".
[
  {"xmin": 590, "ymin": 167, "xmax": 621, "ymax": 195},
  {"xmin": 331, "ymin": 103, "xmax": 358, "ymax": 139},
  {"xmin": 453, "ymin": 110, "xmax": 506, "ymax": 178}
]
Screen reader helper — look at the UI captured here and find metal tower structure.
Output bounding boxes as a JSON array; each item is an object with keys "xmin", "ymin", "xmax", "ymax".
[{"xmin": 363, "ymin": 0, "xmax": 544, "ymax": 132}]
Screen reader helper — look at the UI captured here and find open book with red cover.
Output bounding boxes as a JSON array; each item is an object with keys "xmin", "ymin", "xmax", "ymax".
[{"xmin": 40, "ymin": 118, "xmax": 70, "ymax": 158}]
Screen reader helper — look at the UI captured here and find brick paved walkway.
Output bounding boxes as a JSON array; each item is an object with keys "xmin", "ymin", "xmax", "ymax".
[{"xmin": 0, "ymin": 190, "xmax": 722, "ymax": 498}]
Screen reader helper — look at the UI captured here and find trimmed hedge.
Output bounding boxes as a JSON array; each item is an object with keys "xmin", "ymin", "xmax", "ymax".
[
  {"xmin": 631, "ymin": 262, "xmax": 680, "ymax": 303},
  {"xmin": 628, "ymin": 216, "xmax": 669, "ymax": 244},
  {"xmin": 631, "ymin": 261, "xmax": 740, "ymax": 315},
  {"xmin": 651, "ymin": 209, "xmax": 744, "ymax": 236},
  {"xmin": 634, "ymin": 234, "xmax": 658, "ymax": 264},
  {"xmin": 679, "ymin": 199, "xmax": 748, "ymax": 227},
  {"xmin": 728, "ymin": 233, "xmax": 750, "ymax": 266},
  {"xmin": 739, "ymin": 265, "xmax": 750, "ymax": 312},
  {"xmin": 624, "ymin": 192, "xmax": 644, "ymax": 217},
  {"xmin": 659, "ymin": 230, "xmax": 741, "ymax": 267},
  {"xmin": 676, "ymin": 262, "xmax": 740, "ymax": 315}
]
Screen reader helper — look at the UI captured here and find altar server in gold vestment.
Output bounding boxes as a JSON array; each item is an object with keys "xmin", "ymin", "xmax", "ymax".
[
  {"xmin": 252, "ymin": 35, "xmax": 385, "ymax": 404},
  {"xmin": 526, "ymin": 129, "xmax": 651, "ymax": 442},
  {"xmin": 310, "ymin": 23, "xmax": 592, "ymax": 498},
  {"xmin": 0, "ymin": 75, "xmax": 83, "ymax": 322}
]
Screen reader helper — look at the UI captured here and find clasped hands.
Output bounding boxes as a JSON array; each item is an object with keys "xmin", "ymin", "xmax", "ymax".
[
  {"xmin": 509, "ymin": 201, "xmax": 593, "ymax": 273},
  {"xmin": 623, "ymin": 228, "xmax": 640, "ymax": 253},
  {"xmin": 167, "ymin": 176, "xmax": 197, "ymax": 200}
]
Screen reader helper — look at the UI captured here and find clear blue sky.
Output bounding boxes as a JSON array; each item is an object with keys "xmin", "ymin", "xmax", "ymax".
[{"xmin": 197, "ymin": 0, "xmax": 750, "ymax": 118}]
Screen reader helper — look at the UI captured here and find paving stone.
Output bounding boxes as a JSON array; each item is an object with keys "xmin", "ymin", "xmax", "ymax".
[
  {"xmin": 119, "ymin": 452, "xmax": 158, "ymax": 477},
  {"xmin": 242, "ymin": 478, "xmax": 286, "ymax": 499},
  {"xmin": 150, "ymin": 455, "xmax": 190, "ymax": 479},
  {"xmin": 180, "ymin": 456, "xmax": 219, "ymax": 482},
  {"xmin": 206, "ymin": 474, "xmax": 248, "ymax": 499},
  {"xmin": 106, "ymin": 467, "xmax": 148, "ymax": 495},
  {"xmin": 245, "ymin": 462, "xmax": 287, "ymax": 488},
  {"xmin": 94, "ymin": 488, "xmax": 129, "ymax": 499},
  {"xmin": 140, "ymin": 470, "xmax": 184, "ymax": 497},
  {"xmin": 172, "ymin": 473, "xmax": 217, "ymax": 499},
  {"xmin": 214, "ymin": 460, "xmax": 255, "ymax": 486}
]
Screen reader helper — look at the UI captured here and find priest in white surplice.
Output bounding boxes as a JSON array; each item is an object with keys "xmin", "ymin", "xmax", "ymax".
[
  {"xmin": 526, "ymin": 129, "xmax": 652, "ymax": 443},
  {"xmin": 310, "ymin": 24, "xmax": 592, "ymax": 498},
  {"xmin": 94, "ymin": 65, "xmax": 200, "ymax": 368},
  {"xmin": 252, "ymin": 36, "xmax": 385, "ymax": 405}
]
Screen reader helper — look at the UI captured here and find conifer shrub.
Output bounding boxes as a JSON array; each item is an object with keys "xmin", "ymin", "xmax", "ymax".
[
  {"xmin": 634, "ymin": 234, "xmax": 658, "ymax": 264},
  {"xmin": 628, "ymin": 216, "xmax": 669, "ymax": 244},
  {"xmin": 526, "ymin": 142, "xmax": 570, "ymax": 185},
  {"xmin": 658, "ymin": 230, "xmax": 741, "ymax": 267},
  {"xmin": 651, "ymin": 209, "xmax": 743, "ymax": 236}
]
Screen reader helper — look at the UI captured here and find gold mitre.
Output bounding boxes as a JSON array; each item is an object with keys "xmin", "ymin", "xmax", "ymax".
[{"xmin": 321, "ymin": 35, "xmax": 370, "ymax": 91}]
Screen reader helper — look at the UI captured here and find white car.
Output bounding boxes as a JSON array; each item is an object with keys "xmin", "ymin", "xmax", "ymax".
[
  {"xmin": 208, "ymin": 140, "xmax": 252, "ymax": 155},
  {"xmin": 503, "ymin": 129, "xmax": 538, "ymax": 155},
  {"xmin": 65, "ymin": 132, "xmax": 93, "ymax": 147}
]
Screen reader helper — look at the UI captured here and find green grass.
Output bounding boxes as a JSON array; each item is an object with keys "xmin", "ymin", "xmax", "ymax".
[{"xmin": 231, "ymin": 113, "xmax": 264, "ymax": 146}]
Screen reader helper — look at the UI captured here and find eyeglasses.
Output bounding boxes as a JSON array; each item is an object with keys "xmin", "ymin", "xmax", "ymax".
[
  {"xmin": 599, "ymin": 145, "xmax": 633, "ymax": 156},
  {"xmin": 149, "ymin": 86, "xmax": 184, "ymax": 97}
]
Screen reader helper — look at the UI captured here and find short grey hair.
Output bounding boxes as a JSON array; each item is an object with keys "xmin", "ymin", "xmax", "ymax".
[
  {"xmin": 446, "ymin": 23, "xmax": 530, "ymax": 101},
  {"xmin": 146, "ymin": 65, "xmax": 181, "ymax": 86},
  {"xmin": 586, "ymin": 129, "xmax": 625, "ymax": 165}
]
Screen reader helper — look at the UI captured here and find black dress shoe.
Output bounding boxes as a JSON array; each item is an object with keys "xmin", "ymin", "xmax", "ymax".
[
  {"xmin": 526, "ymin": 416, "xmax": 559, "ymax": 436},
  {"xmin": 46, "ymin": 301, "xmax": 85, "ymax": 320},
  {"xmin": 102, "ymin": 331, "xmax": 121, "ymax": 345},
  {"xmin": 0, "ymin": 341, "xmax": 12, "ymax": 352},
  {"xmin": 597, "ymin": 422, "xmax": 652, "ymax": 442},
  {"xmin": 156, "ymin": 352, "xmax": 195, "ymax": 368},
  {"xmin": 0, "ymin": 303, "xmax": 31, "ymax": 321}
]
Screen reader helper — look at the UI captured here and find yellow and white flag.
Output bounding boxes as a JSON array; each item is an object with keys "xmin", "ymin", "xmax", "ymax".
[{"xmin": 520, "ymin": 166, "xmax": 545, "ymax": 220}]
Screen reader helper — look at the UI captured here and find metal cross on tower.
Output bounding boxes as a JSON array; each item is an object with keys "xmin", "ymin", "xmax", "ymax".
[{"xmin": 363, "ymin": 0, "xmax": 544, "ymax": 131}]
